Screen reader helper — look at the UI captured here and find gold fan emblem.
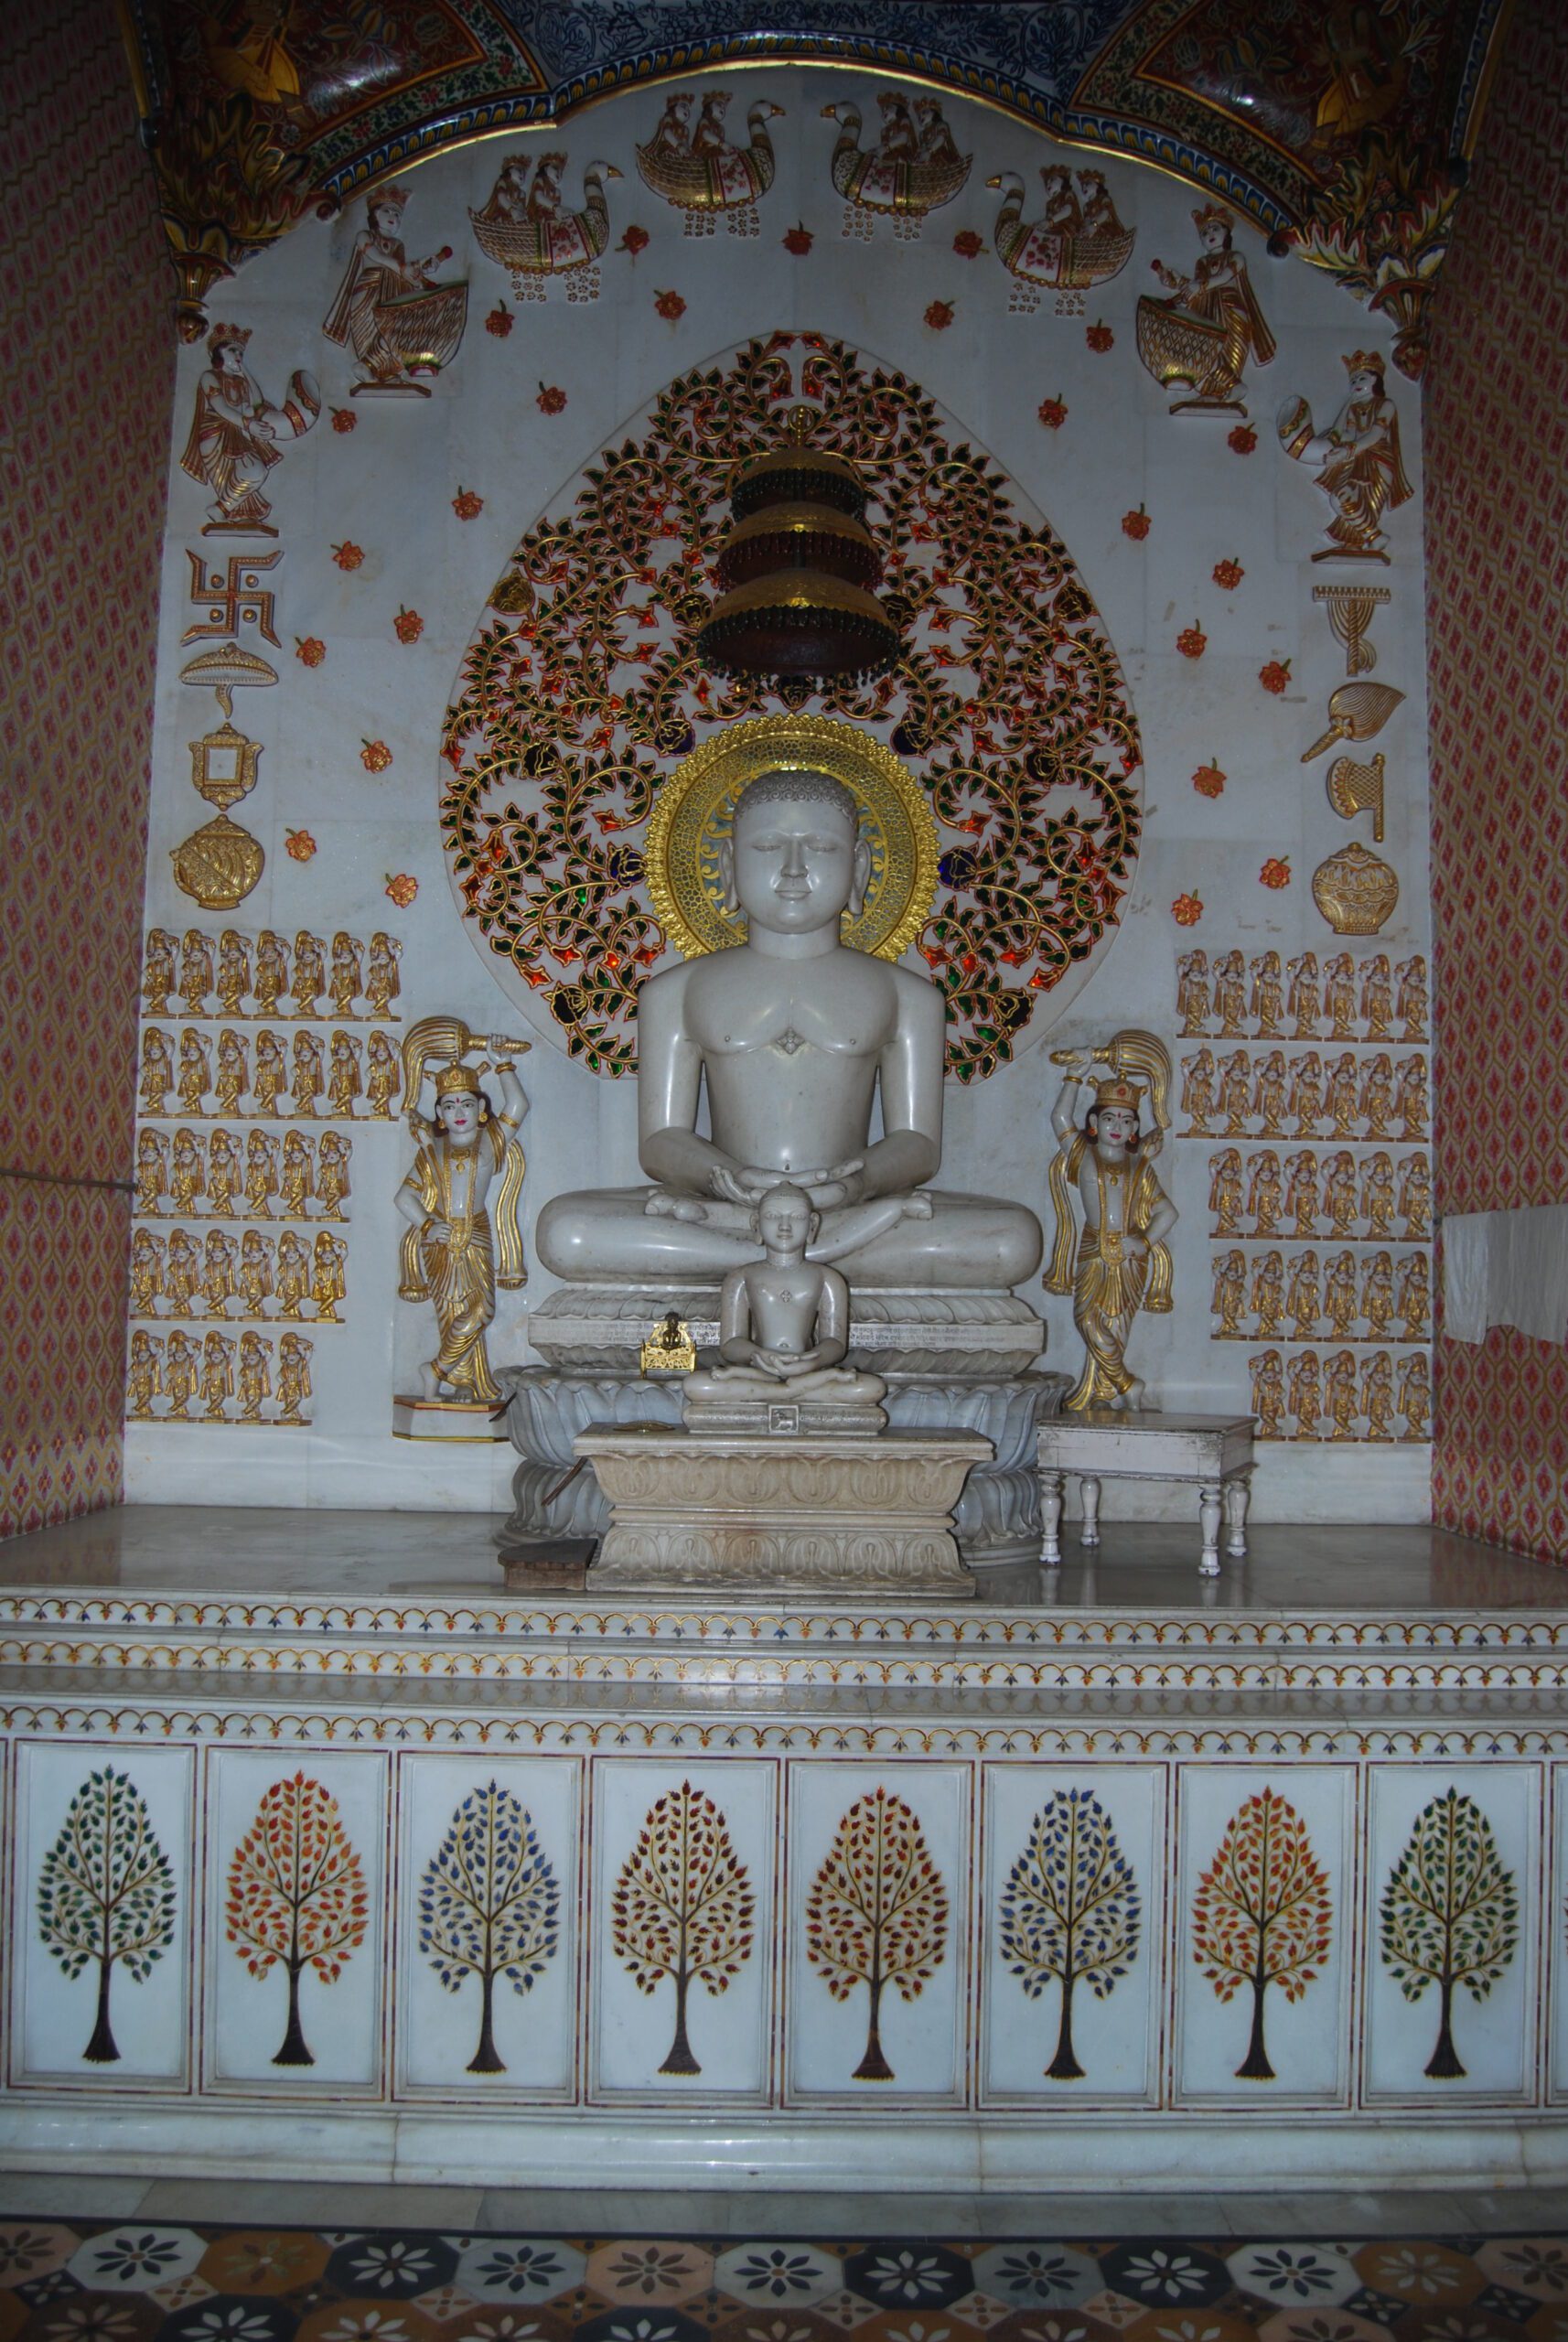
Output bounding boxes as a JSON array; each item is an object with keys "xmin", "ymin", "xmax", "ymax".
[{"xmin": 643, "ymin": 714, "xmax": 939, "ymax": 963}]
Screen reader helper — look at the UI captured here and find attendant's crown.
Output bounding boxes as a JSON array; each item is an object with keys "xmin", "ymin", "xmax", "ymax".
[
  {"xmin": 1192, "ymin": 202, "xmax": 1232, "ymax": 231},
  {"xmin": 435, "ymin": 1059, "xmax": 483, "ymax": 1099},
  {"xmin": 373, "ymin": 183, "xmax": 411, "ymax": 214},
  {"xmin": 1344, "ymin": 349, "xmax": 1383, "ymax": 373},
  {"xmin": 1094, "ymin": 1075, "xmax": 1144, "ymax": 1113},
  {"xmin": 209, "ymin": 322, "xmax": 251, "ymax": 350}
]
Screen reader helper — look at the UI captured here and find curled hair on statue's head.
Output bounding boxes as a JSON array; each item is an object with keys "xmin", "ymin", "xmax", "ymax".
[{"xmin": 731, "ymin": 767, "xmax": 862, "ymax": 834}]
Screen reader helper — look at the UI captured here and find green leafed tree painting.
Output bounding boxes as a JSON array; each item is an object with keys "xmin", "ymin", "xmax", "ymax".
[
  {"xmin": 1380, "ymin": 1785, "xmax": 1519, "ymax": 2079},
  {"xmin": 1191, "ymin": 1787, "xmax": 1333, "ymax": 2081},
  {"xmin": 806, "ymin": 1787, "xmax": 948, "ymax": 2082},
  {"xmin": 226, "ymin": 1771, "xmax": 369, "ymax": 2066},
  {"xmin": 37, "ymin": 1766, "xmax": 177, "ymax": 2064},
  {"xmin": 418, "ymin": 1780, "xmax": 561, "ymax": 2073},
  {"xmin": 998, "ymin": 1787, "xmax": 1141, "ymax": 2080},
  {"xmin": 612, "ymin": 1780, "xmax": 755, "ymax": 2076}
]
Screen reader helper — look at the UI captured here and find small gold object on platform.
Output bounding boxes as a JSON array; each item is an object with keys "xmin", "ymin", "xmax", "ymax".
[
  {"xmin": 640, "ymin": 1311, "xmax": 696, "ymax": 1374},
  {"xmin": 1312, "ymin": 843, "xmax": 1400, "ymax": 934}
]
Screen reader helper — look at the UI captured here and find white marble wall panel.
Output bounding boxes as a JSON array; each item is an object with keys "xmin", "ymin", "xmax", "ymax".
[
  {"xmin": 980, "ymin": 1762, "xmax": 1165, "ymax": 2105},
  {"xmin": 395, "ymin": 1753, "xmax": 581, "ymax": 2098},
  {"xmin": 588, "ymin": 1758, "xmax": 777, "ymax": 2101},
  {"xmin": 1550, "ymin": 1764, "xmax": 1568, "ymax": 2105},
  {"xmin": 1362, "ymin": 1763, "xmax": 1541, "ymax": 2105},
  {"xmin": 8, "ymin": 1741, "xmax": 192, "ymax": 2089},
  {"xmin": 202, "ymin": 1748, "xmax": 386, "ymax": 2092},
  {"xmin": 785, "ymin": 1762, "xmax": 971, "ymax": 2103},
  {"xmin": 1172, "ymin": 1764, "xmax": 1356, "ymax": 2106}
]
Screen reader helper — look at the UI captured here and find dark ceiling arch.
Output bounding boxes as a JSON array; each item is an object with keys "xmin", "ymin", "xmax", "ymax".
[{"xmin": 119, "ymin": 0, "xmax": 1509, "ymax": 376}]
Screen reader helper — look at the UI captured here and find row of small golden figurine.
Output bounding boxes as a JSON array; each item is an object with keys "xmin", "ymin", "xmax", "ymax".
[
  {"xmin": 130, "ymin": 1227, "xmax": 346, "ymax": 1324},
  {"xmin": 127, "ymin": 1328, "xmax": 312, "ymax": 1425},
  {"xmin": 1250, "ymin": 1348, "xmax": 1429, "ymax": 1443},
  {"xmin": 139, "ymin": 1026, "xmax": 402, "ymax": 1121},
  {"xmin": 1176, "ymin": 949, "xmax": 1427, "ymax": 1043},
  {"xmin": 1181, "ymin": 1047, "xmax": 1427, "ymax": 1141},
  {"xmin": 135, "ymin": 1128, "xmax": 350, "ymax": 1221},
  {"xmin": 1209, "ymin": 1147, "xmax": 1430, "ymax": 1241},
  {"xmin": 1213, "ymin": 1247, "xmax": 1428, "ymax": 1343},
  {"xmin": 143, "ymin": 929, "xmax": 402, "ymax": 1022}
]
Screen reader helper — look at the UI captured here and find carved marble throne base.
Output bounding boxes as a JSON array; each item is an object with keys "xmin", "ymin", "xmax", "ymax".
[
  {"xmin": 527, "ymin": 1283, "xmax": 1047, "ymax": 1379},
  {"xmin": 575, "ymin": 1424, "xmax": 991, "ymax": 1595},
  {"xmin": 499, "ymin": 1364, "xmax": 1067, "ymax": 1565}
]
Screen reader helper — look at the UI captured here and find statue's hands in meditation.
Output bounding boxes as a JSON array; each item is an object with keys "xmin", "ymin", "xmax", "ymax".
[{"xmin": 535, "ymin": 766, "xmax": 1041, "ymax": 1288}]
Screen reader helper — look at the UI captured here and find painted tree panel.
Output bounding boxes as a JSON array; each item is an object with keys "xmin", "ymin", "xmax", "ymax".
[
  {"xmin": 1192, "ymin": 1787, "xmax": 1333, "ymax": 2081},
  {"xmin": 225, "ymin": 1771, "xmax": 369, "ymax": 2068},
  {"xmin": 419, "ymin": 1780, "xmax": 561, "ymax": 2074},
  {"xmin": 36, "ymin": 1767, "xmax": 177, "ymax": 2065},
  {"xmin": 612, "ymin": 1780, "xmax": 754, "ymax": 2077},
  {"xmin": 999, "ymin": 1786, "xmax": 1141, "ymax": 2080},
  {"xmin": 806, "ymin": 1787, "xmax": 949, "ymax": 2083}
]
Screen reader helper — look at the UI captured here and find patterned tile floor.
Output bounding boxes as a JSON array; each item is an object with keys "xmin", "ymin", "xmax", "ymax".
[{"xmin": 2, "ymin": 2219, "xmax": 1565, "ymax": 2342}]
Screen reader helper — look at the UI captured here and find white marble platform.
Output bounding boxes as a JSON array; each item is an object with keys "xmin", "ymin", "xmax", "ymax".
[{"xmin": 0, "ymin": 1508, "xmax": 1565, "ymax": 2196}]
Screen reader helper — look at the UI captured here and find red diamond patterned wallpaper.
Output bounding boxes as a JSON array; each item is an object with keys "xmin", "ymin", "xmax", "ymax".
[
  {"xmin": 0, "ymin": 0, "xmax": 172, "ymax": 1539},
  {"xmin": 1427, "ymin": 5, "xmax": 1568, "ymax": 1563}
]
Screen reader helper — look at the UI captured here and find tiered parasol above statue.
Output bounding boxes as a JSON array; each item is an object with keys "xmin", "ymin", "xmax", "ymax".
[{"xmin": 695, "ymin": 407, "xmax": 902, "ymax": 682}]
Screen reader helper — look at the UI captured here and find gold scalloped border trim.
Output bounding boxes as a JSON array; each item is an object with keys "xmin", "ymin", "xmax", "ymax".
[{"xmin": 643, "ymin": 714, "xmax": 939, "ymax": 963}]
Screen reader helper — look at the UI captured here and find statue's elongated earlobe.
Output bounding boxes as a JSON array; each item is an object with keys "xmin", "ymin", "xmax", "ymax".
[{"xmin": 717, "ymin": 836, "xmax": 739, "ymax": 916}]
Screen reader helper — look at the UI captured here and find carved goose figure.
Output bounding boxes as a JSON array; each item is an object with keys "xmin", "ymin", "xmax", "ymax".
[{"xmin": 470, "ymin": 162, "xmax": 622, "ymax": 288}]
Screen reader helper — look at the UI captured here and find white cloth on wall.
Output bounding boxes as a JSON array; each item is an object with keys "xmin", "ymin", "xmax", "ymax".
[{"xmin": 1442, "ymin": 1206, "xmax": 1568, "ymax": 1344}]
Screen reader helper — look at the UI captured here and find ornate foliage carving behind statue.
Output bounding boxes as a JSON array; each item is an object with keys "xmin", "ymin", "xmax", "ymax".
[{"xmin": 441, "ymin": 333, "xmax": 1141, "ymax": 1083}]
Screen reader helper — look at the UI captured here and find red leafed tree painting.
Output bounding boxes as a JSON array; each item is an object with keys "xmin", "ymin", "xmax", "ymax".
[
  {"xmin": 611, "ymin": 1780, "xmax": 755, "ymax": 2075},
  {"xmin": 806, "ymin": 1788, "xmax": 948, "ymax": 2081},
  {"xmin": 1191, "ymin": 1787, "xmax": 1332, "ymax": 2080},
  {"xmin": 226, "ymin": 1772, "xmax": 369, "ymax": 2067}
]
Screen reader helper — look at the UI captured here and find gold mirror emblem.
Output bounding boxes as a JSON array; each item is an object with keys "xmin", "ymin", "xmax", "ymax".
[{"xmin": 642, "ymin": 714, "xmax": 939, "ymax": 964}]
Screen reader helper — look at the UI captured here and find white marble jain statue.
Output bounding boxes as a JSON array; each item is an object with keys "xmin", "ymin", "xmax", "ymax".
[
  {"xmin": 536, "ymin": 769, "xmax": 1043, "ymax": 1286},
  {"xmin": 693, "ymin": 1179, "xmax": 886, "ymax": 1406}
]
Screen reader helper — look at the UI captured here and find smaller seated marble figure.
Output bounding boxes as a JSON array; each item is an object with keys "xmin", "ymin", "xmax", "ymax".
[{"xmin": 683, "ymin": 1180, "xmax": 886, "ymax": 1419}]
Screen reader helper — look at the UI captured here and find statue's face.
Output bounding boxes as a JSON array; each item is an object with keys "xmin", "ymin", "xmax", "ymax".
[
  {"xmin": 723, "ymin": 790, "xmax": 870, "ymax": 938},
  {"xmin": 1098, "ymin": 1106, "xmax": 1138, "ymax": 1148},
  {"xmin": 438, "ymin": 1090, "xmax": 483, "ymax": 1143},
  {"xmin": 757, "ymin": 1187, "xmax": 811, "ymax": 1252}
]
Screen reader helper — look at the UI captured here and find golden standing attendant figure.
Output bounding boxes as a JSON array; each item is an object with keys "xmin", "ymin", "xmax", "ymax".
[
  {"xmin": 1250, "ymin": 950, "xmax": 1283, "ymax": 1037},
  {"xmin": 1287, "ymin": 1351, "xmax": 1323, "ymax": 1439},
  {"xmin": 1251, "ymin": 1251, "xmax": 1285, "ymax": 1338},
  {"xmin": 292, "ymin": 930, "xmax": 327, "ymax": 1018},
  {"xmin": 1323, "ymin": 952, "xmax": 1357, "ymax": 1038},
  {"xmin": 217, "ymin": 929, "xmax": 251, "ymax": 1016},
  {"xmin": 238, "ymin": 1331, "xmax": 272, "ymax": 1422},
  {"xmin": 1284, "ymin": 1150, "xmax": 1319, "ymax": 1238},
  {"xmin": 291, "ymin": 1032, "xmax": 325, "ymax": 1117},
  {"xmin": 1398, "ymin": 1153, "xmax": 1432, "ymax": 1241},
  {"xmin": 254, "ymin": 930, "xmax": 289, "ymax": 1015},
  {"xmin": 316, "ymin": 1132, "xmax": 351, "ymax": 1220},
  {"xmin": 1213, "ymin": 950, "xmax": 1247, "ymax": 1037},
  {"xmin": 177, "ymin": 1029, "xmax": 211, "ymax": 1117},
  {"xmin": 1218, "ymin": 1048, "xmax": 1251, "ymax": 1135},
  {"xmin": 1325, "ymin": 1348, "xmax": 1359, "ymax": 1440},
  {"xmin": 201, "ymin": 1330, "xmax": 235, "ymax": 1419},
  {"xmin": 276, "ymin": 1333, "xmax": 312, "ymax": 1424},
  {"xmin": 1176, "ymin": 950, "xmax": 1211, "ymax": 1037},
  {"xmin": 1325, "ymin": 1051, "xmax": 1360, "ymax": 1137},
  {"xmin": 1396, "ymin": 1253, "xmax": 1430, "ymax": 1341},
  {"xmin": 163, "ymin": 1330, "xmax": 199, "ymax": 1418},
  {"xmin": 170, "ymin": 1128, "xmax": 206, "ymax": 1217},
  {"xmin": 1180, "ymin": 1047, "xmax": 1217, "ymax": 1135},
  {"xmin": 1211, "ymin": 1249, "xmax": 1247, "ymax": 1337},
  {"xmin": 239, "ymin": 1230, "xmax": 274, "ymax": 1316},
  {"xmin": 1249, "ymin": 1151, "xmax": 1283, "ymax": 1238},
  {"xmin": 127, "ymin": 1330, "xmax": 162, "ymax": 1420},
  {"xmin": 1208, "ymin": 1146, "xmax": 1244, "ymax": 1236},
  {"xmin": 1287, "ymin": 951, "xmax": 1321, "ymax": 1038},
  {"xmin": 1367, "ymin": 1187, "xmax": 1407, "ymax": 1282},
  {"xmin": 1325, "ymin": 1249, "xmax": 1359, "ymax": 1339},
  {"xmin": 279, "ymin": 1131, "xmax": 313, "ymax": 1219},
  {"xmin": 329, "ymin": 933, "xmax": 363, "ymax": 1018},
  {"xmin": 252, "ymin": 1030, "xmax": 286, "ymax": 1117},
  {"xmin": 275, "ymin": 1231, "xmax": 309, "ymax": 1319},
  {"xmin": 1362, "ymin": 1350, "xmax": 1395, "ymax": 1439},
  {"xmin": 1361, "ymin": 1251, "xmax": 1395, "ymax": 1339},
  {"xmin": 215, "ymin": 1029, "xmax": 249, "ymax": 1118},
  {"xmin": 144, "ymin": 929, "xmax": 177, "ymax": 1015},
  {"xmin": 164, "ymin": 1230, "xmax": 199, "ymax": 1316},
  {"xmin": 396, "ymin": 1024, "xmax": 532, "ymax": 1406},
  {"xmin": 365, "ymin": 1029, "xmax": 401, "ymax": 1119},
  {"xmin": 1286, "ymin": 1249, "xmax": 1321, "ymax": 1342},
  {"xmin": 1360, "ymin": 953, "xmax": 1393, "ymax": 1038},
  {"xmin": 207, "ymin": 1127, "xmax": 241, "ymax": 1217},
  {"xmin": 1045, "ymin": 1051, "xmax": 1176, "ymax": 1413},
  {"xmin": 1325, "ymin": 1150, "xmax": 1359, "ymax": 1238},
  {"xmin": 135, "ymin": 1129, "xmax": 169, "ymax": 1217},
  {"xmin": 311, "ymin": 1232, "xmax": 347, "ymax": 1324},
  {"xmin": 1395, "ymin": 954, "xmax": 1429, "ymax": 1041},
  {"xmin": 244, "ymin": 1129, "xmax": 278, "ymax": 1218},
  {"xmin": 1398, "ymin": 1352, "xmax": 1430, "ymax": 1439},
  {"xmin": 1250, "ymin": 1348, "xmax": 1285, "ymax": 1439},
  {"xmin": 366, "ymin": 932, "xmax": 403, "ymax": 1020},
  {"xmin": 1252, "ymin": 1050, "xmax": 1288, "ymax": 1137},
  {"xmin": 129, "ymin": 1230, "xmax": 164, "ymax": 1318},
  {"xmin": 328, "ymin": 1031, "xmax": 362, "ymax": 1119},
  {"xmin": 140, "ymin": 1027, "xmax": 175, "ymax": 1115},
  {"xmin": 180, "ymin": 929, "xmax": 215, "ymax": 1015}
]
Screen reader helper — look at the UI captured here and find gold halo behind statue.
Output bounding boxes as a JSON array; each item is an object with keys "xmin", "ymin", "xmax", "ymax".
[{"xmin": 644, "ymin": 714, "xmax": 938, "ymax": 963}]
